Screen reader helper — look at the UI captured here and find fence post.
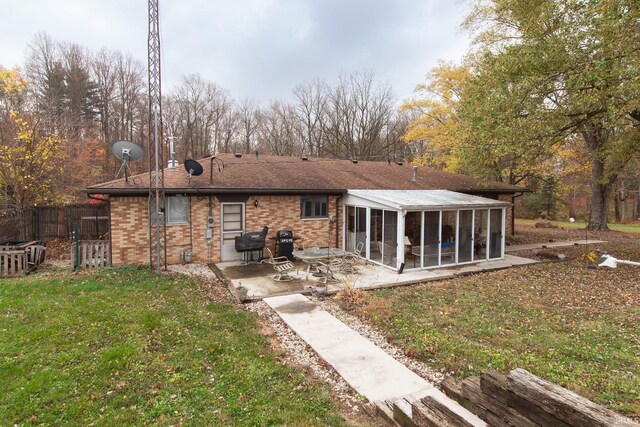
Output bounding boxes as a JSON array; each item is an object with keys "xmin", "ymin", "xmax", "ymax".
[{"xmin": 74, "ymin": 223, "xmax": 80, "ymax": 270}]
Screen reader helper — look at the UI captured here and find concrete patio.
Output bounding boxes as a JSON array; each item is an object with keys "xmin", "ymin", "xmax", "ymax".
[{"xmin": 216, "ymin": 254, "xmax": 538, "ymax": 301}]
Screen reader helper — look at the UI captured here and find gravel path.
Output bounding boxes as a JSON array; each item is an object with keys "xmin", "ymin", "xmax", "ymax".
[
  {"xmin": 311, "ymin": 296, "xmax": 446, "ymax": 386},
  {"xmin": 167, "ymin": 263, "xmax": 446, "ymax": 418},
  {"xmin": 245, "ymin": 300, "xmax": 370, "ymax": 416},
  {"xmin": 166, "ymin": 263, "xmax": 220, "ymax": 280}
]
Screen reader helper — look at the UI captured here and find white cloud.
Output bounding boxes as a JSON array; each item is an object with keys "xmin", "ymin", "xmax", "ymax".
[{"xmin": 1, "ymin": 0, "xmax": 469, "ymax": 104}]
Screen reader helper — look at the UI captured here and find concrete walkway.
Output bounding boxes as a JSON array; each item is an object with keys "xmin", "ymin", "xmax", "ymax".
[
  {"xmin": 264, "ymin": 294, "xmax": 485, "ymax": 425},
  {"xmin": 506, "ymin": 239, "xmax": 604, "ymax": 252}
]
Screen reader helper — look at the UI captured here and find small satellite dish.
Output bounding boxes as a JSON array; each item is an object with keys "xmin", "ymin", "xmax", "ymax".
[
  {"xmin": 184, "ymin": 159, "xmax": 203, "ymax": 186},
  {"xmin": 112, "ymin": 140, "xmax": 144, "ymax": 182}
]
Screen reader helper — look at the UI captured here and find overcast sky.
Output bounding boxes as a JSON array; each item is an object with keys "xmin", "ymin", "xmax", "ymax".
[{"xmin": 2, "ymin": 0, "xmax": 470, "ymax": 104}]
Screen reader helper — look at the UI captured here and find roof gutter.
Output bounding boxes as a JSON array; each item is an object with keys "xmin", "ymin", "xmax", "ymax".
[
  {"xmin": 457, "ymin": 187, "xmax": 531, "ymax": 195},
  {"xmin": 83, "ymin": 188, "xmax": 346, "ymax": 196}
]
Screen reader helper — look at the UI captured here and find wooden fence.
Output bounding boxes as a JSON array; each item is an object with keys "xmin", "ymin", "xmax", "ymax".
[
  {"xmin": 71, "ymin": 240, "xmax": 111, "ymax": 269},
  {"xmin": 0, "ymin": 204, "xmax": 109, "ymax": 242}
]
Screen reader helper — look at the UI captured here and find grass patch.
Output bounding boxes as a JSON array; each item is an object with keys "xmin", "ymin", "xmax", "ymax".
[
  {"xmin": 0, "ymin": 267, "xmax": 348, "ymax": 426},
  {"xmin": 342, "ymin": 242, "xmax": 640, "ymax": 418}
]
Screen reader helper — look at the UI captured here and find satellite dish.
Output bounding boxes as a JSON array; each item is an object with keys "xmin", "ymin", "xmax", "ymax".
[
  {"xmin": 112, "ymin": 140, "xmax": 144, "ymax": 182},
  {"xmin": 184, "ymin": 159, "xmax": 203, "ymax": 186},
  {"xmin": 112, "ymin": 140, "xmax": 144, "ymax": 161},
  {"xmin": 184, "ymin": 159, "xmax": 203, "ymax": 176}
]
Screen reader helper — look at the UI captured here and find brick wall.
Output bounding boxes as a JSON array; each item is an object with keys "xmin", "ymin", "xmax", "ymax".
[
  {"xmin": 245, "ymin": 195, "xmax": 342, "ymax": 256},
  {"xmin": 109, "ymin": 194, "xmax": 343, "ymax": 266},
  {"xmin": 110, "ymin": 197, "xmax": 149, "ymax": 266},
  {"xmin": 109, "ymin": 192, "xmax": 509, "ymax": 265}
]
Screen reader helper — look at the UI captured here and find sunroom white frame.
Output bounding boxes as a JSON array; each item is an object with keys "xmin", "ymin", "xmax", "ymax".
[{"xmin": 343, "ymin": 190, "xmax": 511, "ymax": 272}]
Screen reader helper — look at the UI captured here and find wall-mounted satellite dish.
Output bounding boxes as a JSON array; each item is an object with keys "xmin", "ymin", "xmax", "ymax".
[
  {"xmin": 112, "ymin": 140, "xmax": 144, "ymax": 182},
  {"xmin": 184, "ymin": 159, "xmax": 203, "ymax": 186}
]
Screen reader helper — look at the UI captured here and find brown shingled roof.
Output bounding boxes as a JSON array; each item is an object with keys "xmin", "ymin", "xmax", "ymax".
[{"xmin": 85, "ymin": 153, "xmax": 523, "ymax": 195}]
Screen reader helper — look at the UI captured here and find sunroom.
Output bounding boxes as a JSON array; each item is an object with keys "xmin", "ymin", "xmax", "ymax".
[{"xmin": 343, "ymin": 190, "xmax": 510, "ymax": 272}]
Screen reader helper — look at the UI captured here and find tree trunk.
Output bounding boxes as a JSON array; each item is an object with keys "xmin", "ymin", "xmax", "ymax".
[
  {"xmin": 587, "ymin": 156, "xmax": 611, "ymax": 230},
  {"xmin": 583, "ymin": 126, "xmax": 612, "ymax": 231}
]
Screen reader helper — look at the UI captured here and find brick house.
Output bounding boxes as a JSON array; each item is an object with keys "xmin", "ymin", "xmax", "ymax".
[{"xmin": 85, "ymin": 153, "xmax": 523, "ymax": 271}]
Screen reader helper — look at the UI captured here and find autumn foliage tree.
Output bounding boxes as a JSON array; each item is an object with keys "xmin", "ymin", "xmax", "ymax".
[
  {"xmin": 458, "ymin": 0, "xmax": 640, "ymax": 229},
  {"xmin": 0, "ymin": 67, "xmax": 65, "ymax": 235},
  {"xmin": 401, "ymin": 63, "xmax": 470, "ymax": 172}
]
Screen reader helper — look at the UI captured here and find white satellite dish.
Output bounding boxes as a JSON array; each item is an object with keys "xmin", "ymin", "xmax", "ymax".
[{"xmin": 112, "ymin": 140, "xmax": 144, "ymax": 182}]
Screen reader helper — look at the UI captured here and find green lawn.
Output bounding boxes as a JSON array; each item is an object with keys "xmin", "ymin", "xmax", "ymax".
[
  {"xmin": 342, "ymin": 242, "xmax": 640, "ymax": 418},
  {"xmin": 0, "ymin": 267, "xmax": 348, "ymax": 426},
  {"xmin": 516, "ymin": 218, "xmax": 640, "ymax": 233}
]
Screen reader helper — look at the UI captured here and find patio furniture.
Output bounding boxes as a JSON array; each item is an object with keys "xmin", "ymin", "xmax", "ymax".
[
  {"xmin": 411, "ymin": 242, "xmax": 456, "ymax": 265},
  {"xmin": 292, "ymin": 247, "xmax": 347, "ymax": 280},
  {"xmin": 261, "ymin": 248, "xmax": 294, "ymax": 281},
  {"xmin": 354, "ymin": 241, "xmax": 364, "ymax": 257},
  {"xmin": 316, "ymin": 257, "xmax": 343, "ymax": 284},
  {"xmin": 340, "ymin": 252, "xmax": 359, "ymax": 274}
]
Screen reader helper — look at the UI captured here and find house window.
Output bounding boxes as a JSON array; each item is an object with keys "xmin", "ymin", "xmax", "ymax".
[
  {"xmin": 301, "ymin": 195, "xmax": 328, "ymax": 218},
  {"xmin": 166, "ymin": 195, "xmax": 189, "ymax": 224}
]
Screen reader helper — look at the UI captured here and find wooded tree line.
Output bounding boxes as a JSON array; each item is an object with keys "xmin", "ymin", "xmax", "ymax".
[
  {"xmin": 0, "ymin": 33, "xmax": 412, "ymax": 210},
  {"xmin": 402, "ymin": 0, "xmax": 640, "ymax": 229},
  {"xmin": 0, "ymin": 32, "xmax": 415, "ymax": 225},
  {"xmin": 3, "ymin": 0, "xmax": 639, "ymax": 231}
]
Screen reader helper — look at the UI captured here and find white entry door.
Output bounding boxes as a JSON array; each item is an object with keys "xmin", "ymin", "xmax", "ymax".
[{"xmin": 221, "ymin": 203, "xmax": 244, "ymax": 261}]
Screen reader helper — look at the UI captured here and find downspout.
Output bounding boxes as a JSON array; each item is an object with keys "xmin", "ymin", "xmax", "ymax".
[
  {"xmin": 207, "ymin": 196, "xmax": 214, "ymax": 263},
  {"xmin": 188, "ymin": 195, "xmax": 193, "ymax": 253},
  {"xmin": 335, "ymin": 194, "xmax": 343, "ymax": 247},
  {"xmin": 511, "ymin": 192, "xmax": 524, "ymax": 235}
]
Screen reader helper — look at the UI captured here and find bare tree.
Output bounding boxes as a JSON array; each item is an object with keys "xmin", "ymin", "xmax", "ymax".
[
  {"xmin": 237, "ymin": 98, "xmax": 261, "ymax": 154},
  {"xmin": 257, "ymin": 101, "xmax": 301, "ymax": 156},
  {"xmin": 324, "ymin": 71, "xmax": 394, "ymax": 159},
  {"xmin": 165, "ymin": 74, "xmax": 235, "ymax": 160},
  {"xmin": 293, "ymin": 79, "xmax": 329, "ymax": 156}
]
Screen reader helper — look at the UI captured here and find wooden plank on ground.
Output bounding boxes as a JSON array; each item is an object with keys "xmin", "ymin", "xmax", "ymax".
[
  {"xmin": 392, "ymin": 397, "xmax": 417, "ymax": 427},
  {"xmin": 470, "ymin": 375, "xmax": 539, "ymax": 427},
  {"xmin": 507, "ymin": 368, "xmax": 640, "ymax": 427},
  {"xmin": 481, "ymin": 371, "xmax": 570, "ymax": 427},
  {"xmin": 413, "ymin": 395, "xmax": 487, "ymax": 427}
]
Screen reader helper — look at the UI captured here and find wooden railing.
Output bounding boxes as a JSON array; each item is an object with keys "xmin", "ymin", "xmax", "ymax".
[{"xmin": 71, "ymin": 240, "xmax": 111, "ymax": 269}]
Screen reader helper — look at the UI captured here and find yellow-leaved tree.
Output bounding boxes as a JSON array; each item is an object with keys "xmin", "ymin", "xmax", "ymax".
[
  {"xmin": 0, "ymin": 67, "xmax": 66, "ymax": 237},
  {"xmin": 400, "ymin": 62, "xmax": 469, "ymax": 171}
]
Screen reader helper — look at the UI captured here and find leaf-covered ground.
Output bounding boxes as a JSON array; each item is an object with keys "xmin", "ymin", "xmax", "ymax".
[
  {"xmin": 0, "ymin": 267, "xmax": 350, "ymax": 426},
  {"xmin": 509, "ymin": 219, "xmax": 640, "ymax": 245},
  {"xmin": 337, "ymin": 239, "xmax": 640, "ymax": 418}
]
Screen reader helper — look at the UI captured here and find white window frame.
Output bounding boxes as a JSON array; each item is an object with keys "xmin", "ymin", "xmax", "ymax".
[{"xmin": 166, "ymin": 195, "xmax": 189, "ymax": 225}]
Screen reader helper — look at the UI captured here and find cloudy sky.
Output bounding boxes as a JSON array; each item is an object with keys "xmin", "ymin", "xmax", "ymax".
[{"xmin": 2, "ymin": 0, "xmax": 470, "ymax": 104}]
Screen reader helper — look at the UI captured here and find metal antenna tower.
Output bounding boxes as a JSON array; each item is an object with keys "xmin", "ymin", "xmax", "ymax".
[{"xmin": 148, "ymin": 0, "xmax": 166, "ymax": 271}]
